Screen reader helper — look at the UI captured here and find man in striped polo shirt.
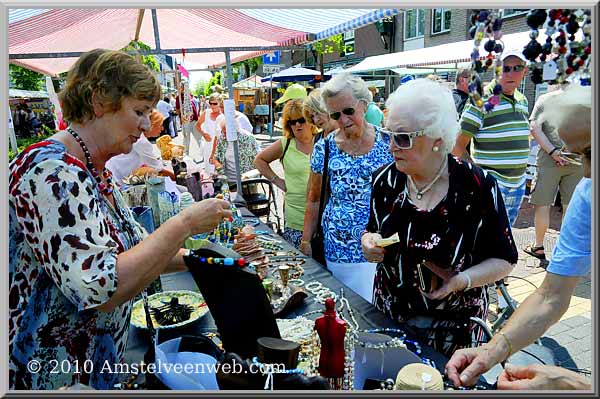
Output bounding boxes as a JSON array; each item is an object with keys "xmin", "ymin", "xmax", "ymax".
[{"xmin": 452, "ymin": 50, "xmax": 530, "ymax": 226}]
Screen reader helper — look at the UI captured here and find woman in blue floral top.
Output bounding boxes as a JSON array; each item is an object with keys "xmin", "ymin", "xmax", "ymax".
[
  {"xmin": 8, "ymin": 49, "xmax": 231, "ymax": 390},
  {"xmin": 300, "ymin": 74, "xmax": 393, "ymax": 302}
]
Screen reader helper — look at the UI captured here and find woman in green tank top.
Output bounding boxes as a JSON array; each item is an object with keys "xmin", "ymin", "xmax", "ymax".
[{"xmin": 254, "ymin": 99, "xmax": 318, "ymax": 248}]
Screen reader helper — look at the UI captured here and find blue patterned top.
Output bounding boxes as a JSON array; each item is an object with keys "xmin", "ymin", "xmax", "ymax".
[
  {"xmin": 9, "ymin": 140, "xmax": 145, "ymax": 390},
  {"xmin": 311, "ymin": 126, "xmax": 394, "ymax": 263}
]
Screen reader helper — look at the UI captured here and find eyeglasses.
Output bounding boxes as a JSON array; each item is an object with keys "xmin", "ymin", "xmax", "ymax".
[
  {"xmin": 502, "ymin": 65, "xmax": 526, "ymax": 73},
  {"xmin": 287, "ymin": 117, "xmax": 306, "ymax": 126},
  {"xmin": 209, "ymin": 102, "xmax": 219, "ymax": 106},
  {"xmin": 329, "ymin": 107, "xmax": 356, "ymax": 120},
  {"xmin": 380, "ymin": 129, "xmax": 426, "ymax": 149}
]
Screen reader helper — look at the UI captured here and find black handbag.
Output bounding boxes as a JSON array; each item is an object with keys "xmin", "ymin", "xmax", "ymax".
[{"xmin": 310, "ymin": 136, "xmax": 330, "ymax": 266}]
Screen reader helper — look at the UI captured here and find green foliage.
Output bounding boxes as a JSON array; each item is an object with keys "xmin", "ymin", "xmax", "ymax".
[
  {"xmin": 312, "ymin": 34, "xmax": 345, "ymax": 56},
  {"xmin": 9, "ymin": 64, "xmax": 44, "ymax": 91},
  {"xmin": 204, "ymin": 71, "xmax": 223, "ymax": 96},
  {"xmin": 121, "ymin": 40, "xmax": 160, "ymax": 72},
  {"xmin": 8, "ymin": 129, "xmax": 55, "ymax": 162},
  {"xmin": 193, "ymin": 80, "xmax": 209, "ymax": 97}
]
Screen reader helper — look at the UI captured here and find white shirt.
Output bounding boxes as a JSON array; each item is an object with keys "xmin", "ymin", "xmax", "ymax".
[
  {"xmin": 106, "ymin": 134, "xmax": 164, "ymax": 184},
  {"xmin": 156, "ymin": 100, "xmax": 172, "ymax": 118},
  {"xmin": 215, "ymin": 111, "xmax": 254, "ymax": 137},
  {"xmin": 237, "ymin": 111, "xmax": 253, "ymax": 134}
]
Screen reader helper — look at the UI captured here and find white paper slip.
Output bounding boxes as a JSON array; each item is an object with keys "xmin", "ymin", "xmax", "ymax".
[{"xmin": 375, "ymin": 232, "xmax": 399, "ymax": 247}]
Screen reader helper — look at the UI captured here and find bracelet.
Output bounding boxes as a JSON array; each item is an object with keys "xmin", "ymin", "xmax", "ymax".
[
  {"xmin": 497, "ymin": 331, "xmax": 513, "ymax": 360},
  {"xmin": 300, "ymin": 240, "xmax": 310, "ymax": 245},
  {"xmin": 548, "ymin": 147, "xmax": 560, "ymax": 156},
  {"xmin": 463, "ymin": 272, "xmax": 472, "ymax": 291}
]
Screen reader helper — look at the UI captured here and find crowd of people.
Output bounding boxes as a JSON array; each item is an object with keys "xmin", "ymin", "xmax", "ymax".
[{"xmin": 8, "ymin": 47, "xmax": 592, "ymax": 391}]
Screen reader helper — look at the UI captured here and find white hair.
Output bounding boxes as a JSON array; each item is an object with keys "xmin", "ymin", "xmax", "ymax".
[
  {"xmin": 385, "ymin": 78, "xmax": 459, "ymax": 154},
  {"xmin": 321, "ymin": 73, "xmax": 372, "ymax": 109},
  {"xmin": 540, "ymin": 84, "xmax": 591, "ymax": 132}
]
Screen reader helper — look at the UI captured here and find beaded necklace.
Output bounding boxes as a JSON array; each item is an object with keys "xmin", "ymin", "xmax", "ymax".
[
  {"xmin": 524, "ymin": 9, "xmax": 592, "ymax": 86},
  {"xmin": 67, "ymin": 127, "xmax": 114, "ymax": 196},
  {"xmin": 467, "ymin": 9, "xmax": 504, "ymax": 113}
]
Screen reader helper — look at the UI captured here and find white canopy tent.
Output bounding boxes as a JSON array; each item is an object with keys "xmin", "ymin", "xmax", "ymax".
[{"xmin": 344, "ymin": 30, "xmax": 546, "ymax": 74}]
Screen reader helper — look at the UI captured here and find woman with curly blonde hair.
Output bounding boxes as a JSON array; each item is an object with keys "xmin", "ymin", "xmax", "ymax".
[{"xmin": 254, "ymin": 99, "xmax": 318, "ymax": 248}]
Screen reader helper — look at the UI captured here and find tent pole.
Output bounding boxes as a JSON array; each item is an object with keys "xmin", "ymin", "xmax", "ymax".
[
  {"xmin": 8, "ymin": 106, "xmax": 17, "ymax": 153},
  {"xmin": 134, "ymin": 9, "xmax": 145, "ymax": 41},
  {"xmin": 151, "ymin": 9, "xmax": 161, "ymax": 50},
  {"xmin": 269, "ymin": 79, "xmax": 273, "ymax": 139},
  {"xmin": 224, "ymin": 50, "xmax": 246, "ymax": 206}
]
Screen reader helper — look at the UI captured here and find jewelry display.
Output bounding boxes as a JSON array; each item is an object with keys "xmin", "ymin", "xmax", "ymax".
[
  {"xmin": 288, "ymin": 279, "xmax": 305, "ymax": 287},
  {"xmin": 467, "ymin": 10, "xmax": 504, "ymax": 113},
  {"xmin": 524, "ymin": 9, "xmax": 592, "ymax": 85}
]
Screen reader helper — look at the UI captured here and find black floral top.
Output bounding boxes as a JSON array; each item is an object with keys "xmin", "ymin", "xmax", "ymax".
[{"xmin": 366, "ymin": 155, "xmax": 518, "ymax": 356}]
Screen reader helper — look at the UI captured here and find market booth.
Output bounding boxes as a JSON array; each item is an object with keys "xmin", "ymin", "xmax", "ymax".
[{"xmin": 232, "ymin": 75, "xmax": 272, "ymax": 134}]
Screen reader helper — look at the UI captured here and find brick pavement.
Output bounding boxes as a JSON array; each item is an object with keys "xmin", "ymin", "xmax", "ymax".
[{"xmin": 172, "ymin": 131, "xmax": 592, "ymax": 376}]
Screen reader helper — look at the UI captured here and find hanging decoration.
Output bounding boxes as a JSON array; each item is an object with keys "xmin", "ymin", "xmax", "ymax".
[
  {"xmin": 467, "ymin": 9, "xmax": 504, "ymax": 113},
  {"xmin": 523, "ymin": 9, "xmax": 592, "ymax": 86}
]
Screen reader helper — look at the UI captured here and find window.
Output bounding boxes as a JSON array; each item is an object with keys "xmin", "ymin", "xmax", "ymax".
[
  {"xmin": 343, "ymin": 29, "xmax": 355, "ymax": 56},
  {"xmin": 500, "ymin": 9, "xmax": 529, "ymax": 19},
  {"xmin": 431, "ymin": 9, "xmax": 451, "ymax": 34},
  {"xmin": 404, "ymin": 9, "xmax": 425, "ymax": 40}
]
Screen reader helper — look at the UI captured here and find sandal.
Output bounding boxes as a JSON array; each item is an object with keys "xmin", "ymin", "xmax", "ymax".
[{"xmin": 523, "ymin": 244, "xmax": 546, "ymax": 260}]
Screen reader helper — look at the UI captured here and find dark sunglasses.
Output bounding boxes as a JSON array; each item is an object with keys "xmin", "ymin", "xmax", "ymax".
[
  {"xmin": 287, "ymin": 117, "xmax": 306, "ymax": 126},
  {"xmin": 502, "ymin": 65, "xmax": 526, "ymax": 73},
  {"xmin": 209, "ymin": 102, "xmax": 219, "ymax": 105},
  {"xmin": 381, "ymin": 129, "xmax": 426, "ymax": 149},
  {"xmin": 329, "ymin": 107, "xmax": 356, "ymax": 121}
]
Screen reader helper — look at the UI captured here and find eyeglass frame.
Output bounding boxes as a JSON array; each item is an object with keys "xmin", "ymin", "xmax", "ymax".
[
  {"xmin": 328, "ymin": 100, "xmax": 364, "ymax": 121},
  {"xmin": 380, "ymin": 128, "xmax": 427, "ymax": 149},
  {"xmin": 287, "ymin": 117, "xmax": 306, "ymax": 126},
  {"xmin": 502, "ymin": 64, "xmax": 526, "ymax": 73}
]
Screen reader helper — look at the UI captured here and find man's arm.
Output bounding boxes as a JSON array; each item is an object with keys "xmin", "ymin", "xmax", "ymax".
[
  {"xmin": 446, "ymin": 272, "xmax": 580, "ymax": 387},
  {"xmin": 452, "ymin": 133, "xmax": 472, "ymax": 162}
]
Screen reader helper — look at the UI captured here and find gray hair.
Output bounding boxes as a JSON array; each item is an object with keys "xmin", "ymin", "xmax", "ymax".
[
  {"xmin": 385, "ymin": 78, "xmax": 459, "ymax": 154},
  {"xmin": 455, "ymin": 67, "xmax": 471, "ymax": 85},
  {"xmin": 303, "ymin": 88, "xmax": 327, "ymax": 116},
  {"xmin": 208, "ymin": 92, "xmax": 222, "ymax": 103},
  {"xmin": 540, "ymin": 84, "xmax": 591, "ymax": 132},
  {"xmin": 321, "ymin": 73, "xmax": 372, "ymax": 109}
]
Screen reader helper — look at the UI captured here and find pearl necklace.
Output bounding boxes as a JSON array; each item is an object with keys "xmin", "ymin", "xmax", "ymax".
[
  {"xmin": 67, "ymin": 127, "xmax": 114, "ymax": 196},
  {"xmin": 407, "ymin": 156, "xmax": 448, "ymax": 200}
]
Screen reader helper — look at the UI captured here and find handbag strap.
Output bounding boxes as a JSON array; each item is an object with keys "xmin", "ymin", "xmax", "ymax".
[
  {"xmin": 317, "ymin": 136, "xmax": 330, "ymax": 224},
  {"xmin": 279, "ymin": 137, "xmax": 293, "ymax": 165}
]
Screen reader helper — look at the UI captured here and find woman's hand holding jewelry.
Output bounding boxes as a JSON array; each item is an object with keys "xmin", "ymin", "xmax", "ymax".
[
  {"xmin": 178, "ymin": 198, "xmax": 232, "ymax": 236},
  {"xmin": 361, "ymin": 232, "xmax": 385, "ymax": 263}
]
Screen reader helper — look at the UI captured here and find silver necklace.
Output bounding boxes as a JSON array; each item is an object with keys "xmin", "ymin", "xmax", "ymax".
[{"xmin": 407, "ymin": 156, "xmax": 448, "ymax": 200}]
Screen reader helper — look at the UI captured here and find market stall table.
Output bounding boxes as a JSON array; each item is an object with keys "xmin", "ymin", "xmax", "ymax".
[{"xmin": 122, "ymin": 208, "xmax": 489, "ymax": 390}]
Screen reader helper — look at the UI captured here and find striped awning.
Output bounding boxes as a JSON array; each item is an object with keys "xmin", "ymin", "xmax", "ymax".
[
  {"xmin": 315, "ymin": 9, "xmax": 398, "ymax": 40},
  {"xmin": 9, "ymin": 8, "xmax": 398, "ymax": 76}
]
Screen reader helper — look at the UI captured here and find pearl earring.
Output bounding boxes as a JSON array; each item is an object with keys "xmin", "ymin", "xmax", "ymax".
[{"xmin": 432, "ymin": 146, "xmax": 440, "ymax": 152}]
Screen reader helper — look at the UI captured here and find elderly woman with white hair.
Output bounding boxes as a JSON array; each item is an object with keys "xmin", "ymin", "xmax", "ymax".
[
  {"xmin": 361, "ymin": 78, "xmax": 517, "ymax": 356},
  {"xmin": 300, "ymin": 73, "xmax": 393, "ymax": 302}
]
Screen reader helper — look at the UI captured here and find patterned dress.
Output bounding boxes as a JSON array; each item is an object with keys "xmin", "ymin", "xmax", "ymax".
[
  {"xmin": 311, "ymin": 126, "xmax": 394, "ymax": 263},
  {"xmin": 366, "ymin": 155, "xmax": 518, "ymax": 356},
  {"xmin": 9, "ymin": 140, "xmax": 146, "ymax": 390}
]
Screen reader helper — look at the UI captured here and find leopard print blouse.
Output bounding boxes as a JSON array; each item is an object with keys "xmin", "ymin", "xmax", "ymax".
[{"xmin": 9, "ymin": 140, "xmax": 145, "ymax": 390}]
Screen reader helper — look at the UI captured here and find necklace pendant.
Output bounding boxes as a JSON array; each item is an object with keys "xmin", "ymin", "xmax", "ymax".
[{"xmin": 416, "ymin": 193, "xmax": 423, "ymax": 200}]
